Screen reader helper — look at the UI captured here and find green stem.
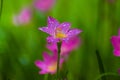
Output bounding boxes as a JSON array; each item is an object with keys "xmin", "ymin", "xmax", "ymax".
[
  {"xmin": 57, "ymin": 42, "xmax": 62, "ymax": 80},
  {"xmin": 44, "ymin": 74, "xmax": 48, "ymax": 80},
  {"xmin": 96, "ymin": 50, "xmax": 106, "ymax": 80}
]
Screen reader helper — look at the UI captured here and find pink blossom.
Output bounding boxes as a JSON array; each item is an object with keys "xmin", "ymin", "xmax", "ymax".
[
  {"xmin": 34, "ymin": 0, "xmax": 55, "ymax": 12},
  {"xmin": 111, "ymin": 29, "xmax": 120, "ymax": 56},
  {"xmin": 47, "ymin": 36, "xmax": 81, "ymax": 57},
  {"xmin": 13, "ymin": 7, "xmax": 31, "ymax": 26},
  {"xmin": 35, "ymin": 52, "xmax": 64, "ymax": 74},
  {"xmin": 39, "ymin": 16, "xmax": 82, "ymax": 43}
]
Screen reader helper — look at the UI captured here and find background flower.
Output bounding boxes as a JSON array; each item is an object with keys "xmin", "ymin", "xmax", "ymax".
[
  {"xmin": 13, "ymin": 7, "xmax": 31, "ymax": 26},
  {"xmin": 35, "ymin": 52, "xmax": 64, "ymax": 74},
  {"xmin": 34, "ymin": 0, "xmax": 55, "ymax": 12},
  {"xmin": 47, "ymin": 36, "xmax": 81, "ymax": 57},
  {"xmin": 111, "ymin": 29, "xmax": 120, "ymax": 56}
]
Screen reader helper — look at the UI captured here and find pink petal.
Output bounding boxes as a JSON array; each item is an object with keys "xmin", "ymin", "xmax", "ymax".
[
  {"xmin": 113, "ymin": 49, "xmax": 120, "ymax": 57},
  {"xmin": 49, "ymin": 70, "xmax": 56, "ymax": 74},
  {"xmin": 47, "ymin": 36, "xmax": 59, "ymax": 43},
  {"xmin": 51, "ymin": 51, "xmax": 58, "ymax": 61},
  {"xmin": 35, "ymin": 60, "xmax": 46, "ymax": 69},
  {"xmin": 13, "ymin": 7, "xmax": 31, "ymax": 26},
  {"xmin": 46, "ymin": 43, "xmax": 57, "ymax": 52},
  {"xmin": 61, "ymin": 36, "xmax": 80, "ymax": 55},
  {"xmin": 39, "ymin": 70, "xmax": 48, "ymax": 74},
  {"xmin": 111, "ymin": 36, "xmax": 120, "ymax": 50},
  {"xmin": 60, "ymin": 58, "xmax": 64, "ymax": 65},
  {"xmin": 18, "ymin": 8, "xmax": 31, "ymax": 24},
  {"xmin": 43, "ymin": 52, "xmax": 51, "ymax": 60},
  {"xmin": 47, "ymin": 16, "xmax": 59, "ymax": 26},
  {"xmin": 39, "ymin": 27, "xmax": 51, "ymax": 35},
  {"xmin": 47, "ymin": 16, "xmax": 59, "ymax": 35},
  {"xmin": 58, "ymin": 22, "xmax": 71, "ymax": 33},
  {"xmin": 34, "ymin": 0, "xmax": 55, "ymax": 12},
  {"xmin": 67, "ymin": 29, "xmax": 82, "ymax": 37}
]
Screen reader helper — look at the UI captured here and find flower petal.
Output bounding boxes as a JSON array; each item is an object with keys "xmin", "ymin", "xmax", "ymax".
[
  {"xmin": 47, "ymin": 16, "xmax": 59, "ymax": 35},
  {"xmin": 61, "ymin": 36, "xmax": 80, "ymax": 55},
  {"xmin": 39, "ymin": 27, "xmax": 51, "ymax": 34},
  {"xmin": 58, "ymin": 22, "xmax": 71, "ymax": 33},
  {"xmin": 113, "ymin": 49, "xmax": 120, "ymax": 57},
  {"xmin": 34, "ymin": 0, "xmax": 55, "ymax": 12},
  {"xmin": 67, "ymin": 29, "xmax": 82, "ymax": 37},
  {"xmin": 111, "ymin": 36, "xmax": 120, "ymax": 50},
  {"xmin": 46, "ymin": 43, "xmax": 57, "ymax": 52},
  {"xmin": 39, "ymin": 70, "xmax": 48, "ymax": 74},
  {"xmin": 49, "ymin": 70, "xmax": 56, "ymax": 74},
  {"xmin": 43, "ymin": 52, "xmax": 51, "ymax": 62},
  {"xmin": 51, "ymin": 51, "xmax": 58, "ymax": 61},
  {"xmin": 48, "ymin": 16, "xmax": 59, "ymax": 26},
  {"xmin": 47, "ymin": 36, "xmax": 59, "ymax": 43},
  {"xmin": 35, "ymin": 60, "xmax": 46, "ymax": 69}
]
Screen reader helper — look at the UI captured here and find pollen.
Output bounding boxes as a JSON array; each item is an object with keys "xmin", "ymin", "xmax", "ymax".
[{"xmin": 55, "ymin": 28, "xmax": 67, "ymax": 38}]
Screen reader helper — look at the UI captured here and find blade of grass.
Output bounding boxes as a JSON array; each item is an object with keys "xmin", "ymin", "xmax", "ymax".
[
  {"xmin": 0, "ymin": 0, "xmax": 3, "ymax": 20},
  {"xmin": 96, "ymin": 50, "xmax": 107, "ymax": 80}
]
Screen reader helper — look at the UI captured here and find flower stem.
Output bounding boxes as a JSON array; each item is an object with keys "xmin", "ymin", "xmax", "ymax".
[
  {"xmin": 96, "ymin": 50, "xmax": 106, "ymax": 80},
  {"xmin": 57, "ymin": 42, "xmax": 62, "ymax": 80}
]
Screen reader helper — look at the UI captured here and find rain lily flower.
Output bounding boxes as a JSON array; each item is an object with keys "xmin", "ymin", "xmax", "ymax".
[
  {"xmin": 13, "ymin": 7, "xmax": 31, "ymax": 26},
  {"xmin": 35, "ymin": 51, "xmax": 64, "ymax": 74},
  {"xmin": 47, "ymin": 36, "xmax": 81, "ymax": 57},
  {"xmin": 34, "ymin": 0, "xmax": 55, "ymax": 12},
  {"xmin": 111, "ymin": 29, "xmax": 120, "ymax": 56},
  {"xmin": 39, "ymin": 16, "xmax": 82, "ymax": 43}
]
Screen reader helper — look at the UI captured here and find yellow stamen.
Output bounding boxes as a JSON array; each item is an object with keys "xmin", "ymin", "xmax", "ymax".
[{"xmin": 55, "ymin": 28, "xmax": 67, "ymax": 38}]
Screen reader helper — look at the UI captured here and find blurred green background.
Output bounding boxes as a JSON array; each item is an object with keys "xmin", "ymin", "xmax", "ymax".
[{"xmin": 0, "ymin": 0, "xmax": 120, "ymax": 80}]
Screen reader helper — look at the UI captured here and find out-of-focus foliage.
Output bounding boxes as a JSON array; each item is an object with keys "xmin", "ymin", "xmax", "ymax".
[{"xmin": 0, "ymin": 0, "xmax": 120, "ymax": 80}]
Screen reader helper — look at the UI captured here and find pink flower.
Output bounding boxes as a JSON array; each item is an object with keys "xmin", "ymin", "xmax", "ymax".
[
  {"xmin": 111, "ymin": 29, "xmax": 120, "ymax": 56},
  {"xmin": 47, "ymin": 36, "xmax": 81, "ymax": 57},
  {"xmin": 35, "ymin": 52, "xmax": 64, "ymax": 74},
  {"xmin": 13, "ymin": 7, "xmax": 31, "ymax": 26},
  {"xmin": 34, "ymin": 0, "xmax": 55, "ymax": 12},
  {"xmin": 39, "ymin": 16, "xmax": 82, "ymax": 43}
]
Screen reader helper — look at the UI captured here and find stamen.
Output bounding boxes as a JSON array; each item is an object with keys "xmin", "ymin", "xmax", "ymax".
[{"xmin": 55, "ymin": 28, "xmax": 67, "ymax": 38}]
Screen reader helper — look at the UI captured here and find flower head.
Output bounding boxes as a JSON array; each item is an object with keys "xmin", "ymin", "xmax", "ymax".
[
  {"xmin": 111, "ymin": 29, "xmax": 120, "ymax": 56},
  {"xmin": 13, "ymin": 7, "xmax": 31, "ymax": 26},
  {"xmin": 35, "ymin": 51, "xmax": 64, "ymax": 74},
  {"xmin": 39, "ymin": 16, "xmax": 82, "ymax": 43},
  {"xmin": 34, "ymin": 0, "xmax": 55, "ymax": 12},
  {"xmin": 47, "ymin": 36, "xmax": 81, "ymax": 57}
]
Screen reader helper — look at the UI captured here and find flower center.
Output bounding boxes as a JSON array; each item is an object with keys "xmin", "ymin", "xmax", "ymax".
[
  {"xmin": 48, "ymin": 62, "xmax": 57, "ymax": 72},
  {"xmin": 55, "ymin": 28, "xmax": 67, "ymax": 38}
]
